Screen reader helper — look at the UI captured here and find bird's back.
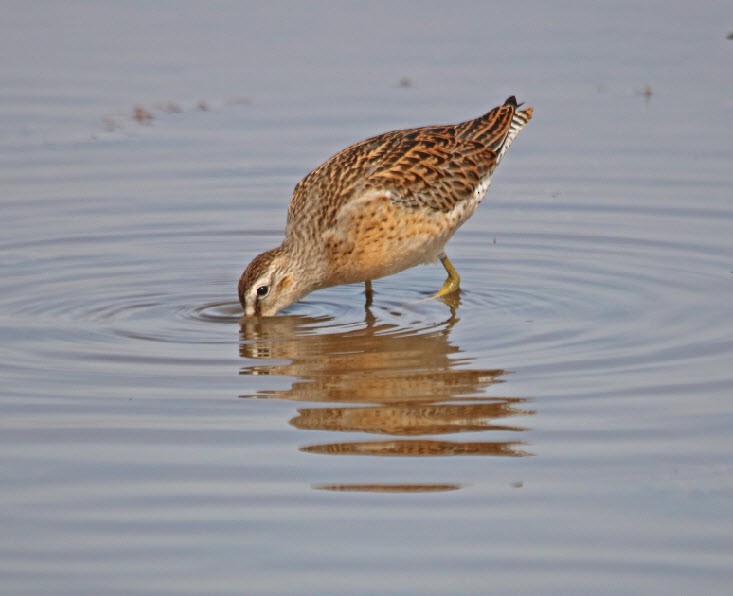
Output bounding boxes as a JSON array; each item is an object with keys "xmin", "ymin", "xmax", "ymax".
[{"xmin": 285, "ymin": 97, "xmax": 533, "ymax": 242}]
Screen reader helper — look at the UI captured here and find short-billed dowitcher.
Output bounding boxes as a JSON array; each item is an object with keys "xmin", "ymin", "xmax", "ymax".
[{"xmin": 239, "ymin": 96, "xmax": 533, "ymax": 316}]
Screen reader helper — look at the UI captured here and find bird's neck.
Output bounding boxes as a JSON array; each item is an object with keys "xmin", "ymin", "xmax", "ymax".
[{"xmin": 279, "ymin": 238, "xmax": 329, "ymax": 294}]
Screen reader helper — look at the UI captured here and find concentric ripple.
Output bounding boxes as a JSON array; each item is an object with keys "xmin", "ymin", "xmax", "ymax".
[
  {"xmin": 2, "ymin": 195, "xmax": 730, "ymax": 390},
  {"xmin": 3, "ymin": 4, "xmax": 733, "ymax": 594}
]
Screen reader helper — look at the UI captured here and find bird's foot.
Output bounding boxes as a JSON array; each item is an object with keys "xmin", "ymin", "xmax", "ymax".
[
  {"xmin": 432, "ymin": 276, "xmax": 460, "ymax": 298},
  {"xmin": 431, "ymin": 254, "xmax": 461, "ymax": 298}
]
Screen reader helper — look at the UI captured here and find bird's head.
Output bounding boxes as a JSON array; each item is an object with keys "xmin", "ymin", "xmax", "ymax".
[{"xmin": 238, "ymin": 248, "xmax": 307, "ymax": 317}]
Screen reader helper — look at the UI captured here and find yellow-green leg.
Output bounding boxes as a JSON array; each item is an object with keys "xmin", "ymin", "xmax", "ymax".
[{"xmin": 434, "ymin": 253, "xmax": 461, "ymax": 297}]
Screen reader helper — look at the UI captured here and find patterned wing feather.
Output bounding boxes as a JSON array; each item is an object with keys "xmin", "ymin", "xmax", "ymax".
[{"xmin": 287, "ymin": 97, "xmax": 532, "ymax": 237}]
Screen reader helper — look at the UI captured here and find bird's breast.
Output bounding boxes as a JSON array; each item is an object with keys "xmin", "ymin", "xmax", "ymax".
[{"xmin": 320, "ymin": 190, "xmax": 478, "ymax": 285}]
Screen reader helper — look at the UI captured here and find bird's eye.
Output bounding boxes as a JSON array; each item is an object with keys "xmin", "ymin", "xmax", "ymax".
[{"xmin": 256, "ymin": 285, "xmax": 269, "ymax": 297}]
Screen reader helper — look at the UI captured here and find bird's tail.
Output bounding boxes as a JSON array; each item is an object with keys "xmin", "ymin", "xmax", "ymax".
[
  {"xmin": 455, "ymin": 95, "xmax": 533, "ymax": 165},
  {"xmin": 494, "ymin": 96, "xmax": 533, "ymax": 165}
]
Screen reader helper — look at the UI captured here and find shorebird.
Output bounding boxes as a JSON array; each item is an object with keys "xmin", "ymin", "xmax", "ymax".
[{"xmin": 239, "ymin": 96, "xmax": 533, "ymax": 316}]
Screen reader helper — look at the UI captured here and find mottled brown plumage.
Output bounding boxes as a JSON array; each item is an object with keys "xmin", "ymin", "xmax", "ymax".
[{"xmin": 239, "ymin": 96, "xmax": 533, "ymax": 316}]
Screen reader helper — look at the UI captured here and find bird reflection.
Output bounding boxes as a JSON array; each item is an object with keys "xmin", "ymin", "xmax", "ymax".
[{"xmin": 238, "ymin": 310, "xmax": 533, "ymax": 474}]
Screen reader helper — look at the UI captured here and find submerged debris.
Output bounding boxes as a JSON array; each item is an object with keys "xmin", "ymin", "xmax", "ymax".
[
  {"xmin": 642, "ymin": 83, "xmax": 653, "ymax": 102},
  {"xmin": 227, "ymin": 96, "xmax": 252, "ymax": 106},
  {"xmin": 133, "ymin": 105, "xmax": 154, "ymax": 125},
  {"xmin": 101, "ymin": 115, "xmax": 118, "ymax": 132},
  {"xmin": 158, "ymin": 101, "xmax": 183, "ymax": 113},
  {"xmin": 634, "ymin": 84, "xmax": 653, "ymax": 103}
]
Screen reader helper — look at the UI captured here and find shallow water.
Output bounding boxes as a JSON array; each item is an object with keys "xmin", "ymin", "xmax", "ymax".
[{"xmin": 2, "ymin": 2, "xmax": 733, "ymax": 594}]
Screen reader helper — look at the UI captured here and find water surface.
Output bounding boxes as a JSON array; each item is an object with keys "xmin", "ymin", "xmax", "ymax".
[{"xmin": 1, "ymin": 2, "xmax": 732, "ymax": 594}]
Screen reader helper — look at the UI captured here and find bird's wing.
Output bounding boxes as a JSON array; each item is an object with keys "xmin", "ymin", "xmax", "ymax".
[{"xmin": 286, "ymin": 99, "xmax": 530, "ymax": 235}]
